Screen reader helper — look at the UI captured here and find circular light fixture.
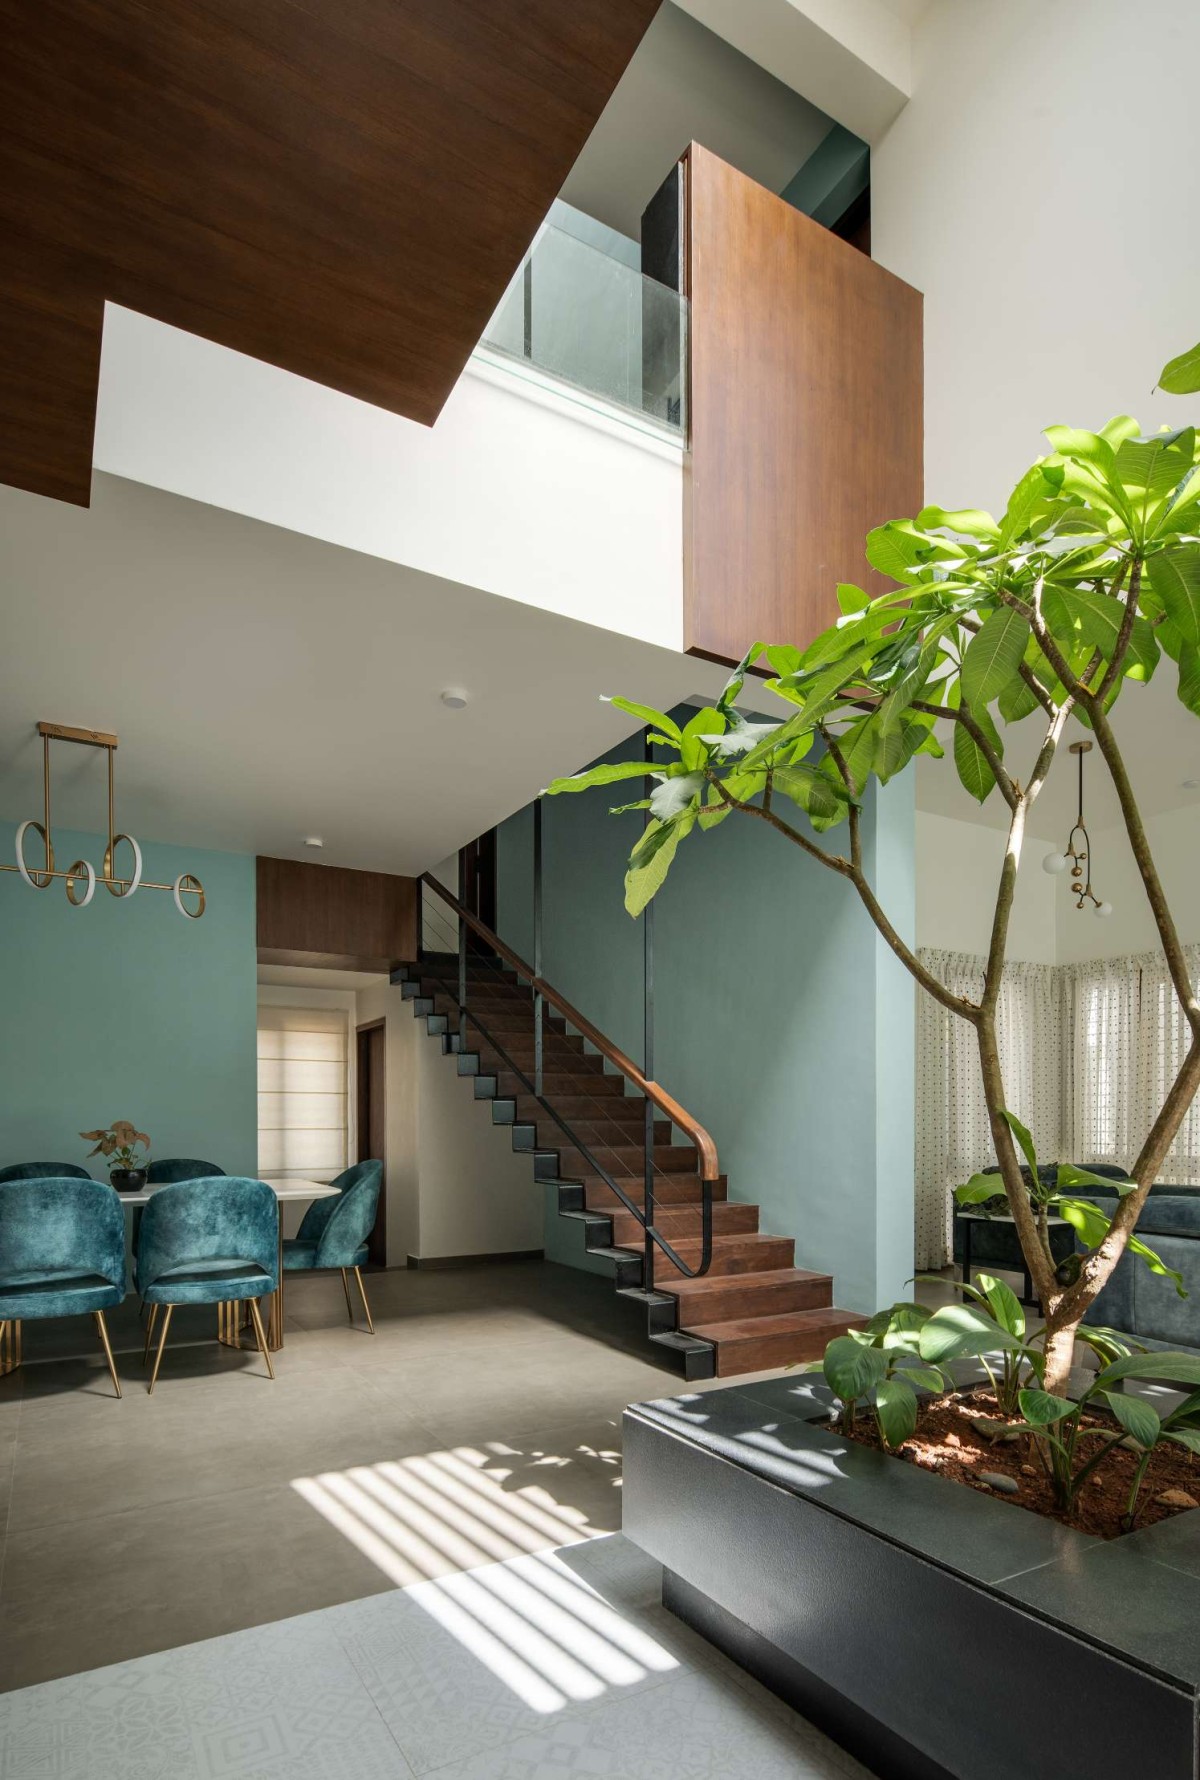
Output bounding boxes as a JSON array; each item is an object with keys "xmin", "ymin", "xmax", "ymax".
[
  {"xmin": 305, "ymin": 836, "xmax": 324, "ymax": 849},
  {"xmin": 1042, "ymin": 850, "xmax": 1070, "ymax": 875},
  {"xmin": 441, "ymin": 689, "xmax": 470, "ymax": 710},
  {"xmin": 1093, "ymin": 901, "xmax": 1114, "ymax": 919},
  {"xmin": 1181, "ymin": 778, "xmax": 1199, "ymax": 792}
]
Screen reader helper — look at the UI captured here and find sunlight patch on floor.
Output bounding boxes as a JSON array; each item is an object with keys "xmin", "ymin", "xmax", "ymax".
[{"xmin": 292, "ymin": 1439, "xmax": 669, "ymax": 1714}]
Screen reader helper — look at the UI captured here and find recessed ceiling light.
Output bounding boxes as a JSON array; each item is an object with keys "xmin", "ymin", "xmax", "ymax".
[
  {"xmin": 1181, "ymin": 778, "xmax": 1199, "ymax": 791},
  {"xmin": 305, "ymin": 835, "xmax": 324, "ymax": 849},
  {"xmin": 441, "ymin": 689, "xmax": 470, "ymax": 710}
]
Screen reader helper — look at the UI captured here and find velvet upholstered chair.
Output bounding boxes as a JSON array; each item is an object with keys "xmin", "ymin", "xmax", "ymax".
[
  {"xmin": 136, "ymin": 1177, "xmax": 278, "ymax": 1392},
  {"xmin": 0, "ymin": 1162, "xmax": 91, "ymax": 1183},
  {"xmin": 0, "ymin": 1177, "xmax": 125, "ymax": 1395},
  {"xmin": 146, "ymin": 1158, "xmax": 226, "ymax": 1184},
  {"xmin": 282, "ymin": 1159, "xmax": 382, "ymax": 1333}
]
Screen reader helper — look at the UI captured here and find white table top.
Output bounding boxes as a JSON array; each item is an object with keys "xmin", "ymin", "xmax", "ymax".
[{"xmin": 117, "ymin": 1176, "xmax": 341, "ymax": 1206}]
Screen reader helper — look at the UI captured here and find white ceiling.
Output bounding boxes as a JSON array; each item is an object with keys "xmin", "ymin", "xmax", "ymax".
[
  {"xmin": 562, "ymin": 2, "xmax": 834, "ymax": 239},
  {"xmin": 0, "ymin": 473, "xmax": 727, "ymax": 875}
]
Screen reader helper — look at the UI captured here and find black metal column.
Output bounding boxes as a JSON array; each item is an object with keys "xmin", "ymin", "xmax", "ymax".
[{"xmin": 643, "ymin": 727, "xmax": 655, "ymax": 1288}]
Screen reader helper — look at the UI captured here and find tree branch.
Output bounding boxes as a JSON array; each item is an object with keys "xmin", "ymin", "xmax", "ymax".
[{"xmin": 706, "ymin": 772, "xmax": 979, "ymax": 1022}]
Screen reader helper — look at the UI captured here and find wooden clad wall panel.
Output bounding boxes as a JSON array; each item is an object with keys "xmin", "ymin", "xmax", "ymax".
[
  {"xmin": 683, "ymin": 145, "xmax": 923, "ymax": 666},
  {"xmin": 256, "ymin": 856, "xmax": 417, "ymax": 971},
  {"xmin": 0, "ymin": 0, "xmax": 660, "ymax": 505}
]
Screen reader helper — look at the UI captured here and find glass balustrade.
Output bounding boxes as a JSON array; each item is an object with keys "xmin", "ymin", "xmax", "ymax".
[{"xmin": 479, "ymin": 224, "xmax": 687, "ymax": 434}]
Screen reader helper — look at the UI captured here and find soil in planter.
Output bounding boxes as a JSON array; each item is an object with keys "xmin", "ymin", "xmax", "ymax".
[{"xmin": 840, "ymin": 1390, "xmax": 1200, "ymax": 1539}]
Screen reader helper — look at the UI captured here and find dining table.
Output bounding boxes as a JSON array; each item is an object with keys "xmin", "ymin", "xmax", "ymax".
[{"xmin": 120, "ymin": 1175, "xmax": 340, "ymax": 1352}]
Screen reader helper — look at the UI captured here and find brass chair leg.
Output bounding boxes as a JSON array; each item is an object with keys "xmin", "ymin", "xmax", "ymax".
[
  {"xmin": 143, "ymin": 1302, "xmax": 159, "ymax": 1366},
  {"xmin": 147, "ymin": 1303, "xmax": 174, "ymax": 1394},
  {"xmin": 353, "ymin": 1267, "xmax": 375, "ymax": 1335},
  {"xmin": 340, "ymin": 1268, "xmax": 354, "ymax": 1323},
  {"xmin": 247, "ymin": 1298, "xmax": 276, "ymax": 1380},
  {"xmin": 94, "ymin": 1310, "xmax": 122, "ymax": 1399}
]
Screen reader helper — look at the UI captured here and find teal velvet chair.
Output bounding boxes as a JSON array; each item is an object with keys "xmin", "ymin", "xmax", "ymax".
[
  {"xmin": 0, "ymin": 1177, "xmax": 125, "ymax": 1396},
  {"xmin": 146, "ymin": 1158, "xmax": 225, "ymax": 1184},
  {"xmin": 0, "ymin": 1162, "xmax": 91, "ymax": 1183},
  {"xmin": 136, "ymin": 1177, "xmax": 278, "ymax": 1392},
  {"xmin": 282, "ymin": 1159, "xmax": 381, "ymax": 1333}
]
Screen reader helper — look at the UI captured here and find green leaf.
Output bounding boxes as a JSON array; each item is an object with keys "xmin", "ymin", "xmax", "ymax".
[
  {"xmin": 604, "ymin": 697, "xmax": 681, "ymax": 741},
  {"xmin": 917, "ymin": 506, "xmax": 999, "ymax": 541},
  {"xmin": 1056, "ymin": 1164, "xmax": 1134, "ymax": 1196},
  {"xmin": 1178, "ymin": 644, "xmax": 1200, "ymax": 717},
  {"xmin": 1159, "ymin": 341, "xmax": 1200, "ymax": 396},
  {"xmin": 953, "ymin": 708, "xmax": 1002, "ymax": 803},
  {"xmin": 1166, "ymin": 1427, "xmax": 1200, "ymax": 1456},
  {"xmin": 918, "ymin": 1303, "xmax": 1021, "ymax": 1365},
  {"xmin": 975, "ymin": 1272, "xmax": 1026, "ymax": 1340},
  {"xmin": 648, "ymin": 771, "xmax": 704, "ymax": 821},
  {"xmin": 1044, "ymin": 426, "xmax": 1117, "ymax": 476},
  {"xmin": 543, "ymin": 761, "xmax": 656, "ymax": 796},
  {"xmin": 954, "ymin": 1173, "xmax": 1007, "ymax": 1207},
  {"xmin": 1102, "ymin": 1391, "xmax": 1161, "ymax": 1450},
  {"xmin": 1147, "ymin": 547, "xmax": 1200, "ymax": 648},
  {"xmin": 623, "ymin": 814, "xmax": 693, "ymax": 917},
  {"xmin": 1116, "ymin": 428, "xmax": 1196, "ymax": 506},
  {"xmin": 891, "ymin": 1362, "xmax": 946, "ymax": 1394},
  {"xmin": 1095, "ymin": 1351, "xmax": 1200, "ymax": 1390},
  {"xmin": 716, "ymin": 644, "xmax": 763, "ymax": 717},
  {"xmin": 998, "ymin": 674, "xmax": 1039, "ymax": 722},
  {"xmin": 875, "ymin": 1377, "xmax": 919, "ymax": 1451},
  {"xmin": 823, "ymin": 1334, "xmax": 888, "ymax": 1401},
  {"xmin": 772, "ymin": 764, "xmax": 852, "ymax": 821},
  {"xmin": 1017, "ymin": 1388, "xmax": 1075, "ymax": 1426},
  {"xmin": 837, "ymin": 584, "xmax": 870, "ymax": 615},
  {"xmin": 999, "ymin": 1108, "xmax": 1041, "ymax": 1189},
  {"xmin": 961, "ymin": 609, "xmax": 1031, "ymax": 708}
]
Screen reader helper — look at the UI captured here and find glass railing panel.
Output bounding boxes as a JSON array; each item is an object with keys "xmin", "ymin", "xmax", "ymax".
[{"xmin": 480, "ymin": 225, "xmax": 687, "ymax": 433}]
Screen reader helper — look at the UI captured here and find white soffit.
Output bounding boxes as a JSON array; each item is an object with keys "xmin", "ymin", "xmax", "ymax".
[{"xmin": 0, "ymin": 473, "xmax": 728, "ymax": 876}]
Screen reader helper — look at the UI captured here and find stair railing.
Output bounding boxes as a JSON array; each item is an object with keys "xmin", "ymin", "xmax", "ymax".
[{"xmin": 418, "ymin": 870, "xmax": 716, "ymax": 1282}]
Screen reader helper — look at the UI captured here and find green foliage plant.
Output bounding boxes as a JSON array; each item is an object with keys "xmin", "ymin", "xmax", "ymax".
[{"xmin": 545, "ymin": 413, "xmax": 1200, "ymax": 1397}]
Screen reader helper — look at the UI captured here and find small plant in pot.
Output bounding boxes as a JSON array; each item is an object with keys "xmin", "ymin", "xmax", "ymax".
[{"xmin": 82, "ymin": 1120, "xmax": 151, "ymax": 1192}]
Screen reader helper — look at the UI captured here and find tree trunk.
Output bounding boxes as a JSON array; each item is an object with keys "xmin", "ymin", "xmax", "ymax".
[{"xmin": 1042, "ymin": 1323, "xmax": 1078, "ymax": 1398}]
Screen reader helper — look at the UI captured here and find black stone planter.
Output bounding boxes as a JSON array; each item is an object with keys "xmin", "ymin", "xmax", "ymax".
[
  {"xmin": 110, "ymin": 1168, "xmax": 147, "ymax": 1193},
  {"xmin": 623, "ymin": 1379, "xmax": 1200, "ymax": 1780}
]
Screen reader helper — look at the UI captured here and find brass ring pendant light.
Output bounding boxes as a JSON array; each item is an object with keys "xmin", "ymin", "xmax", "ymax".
[{"xmin": 2, "ymin": 723, "xmax": 206, "ymax": 918}]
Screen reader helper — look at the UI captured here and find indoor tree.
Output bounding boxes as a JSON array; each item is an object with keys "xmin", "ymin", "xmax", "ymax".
[{"xmin": 545, "ymin": 416, "xmax": 1200, "ymax": 1395}]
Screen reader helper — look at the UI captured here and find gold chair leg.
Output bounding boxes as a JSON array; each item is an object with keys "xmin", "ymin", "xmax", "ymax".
[
  {"xmin": 142, "ymin": 1302, "xmax": 159, "ymax": 1366},
  {"xmin": 94, "ymin": 1310, "xmax": 122, "ymax": 1399},
  {"xmin": 353, "ymin": 1267, "xmax": 375, "ymax": 1335},
  {"xmin": 247, "ymin": 1298, "xmax": 276, "ymax": 1380},
  {"xmin": 0, "ymin": 1320, "xmax": 16, "ymax": 1377},
  {"xmin": 340, "ymin": 1268, "xmax": 354, "ymax": 1323},
  {"xmin": 147, "ymin": 1303, "xmax": 174, "ymax": 1394}
]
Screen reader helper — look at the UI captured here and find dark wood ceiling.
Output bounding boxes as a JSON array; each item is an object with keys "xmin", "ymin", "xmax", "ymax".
[{"xmin": 0, "ymin": 0, "xmax": 661, "ymax": 506}]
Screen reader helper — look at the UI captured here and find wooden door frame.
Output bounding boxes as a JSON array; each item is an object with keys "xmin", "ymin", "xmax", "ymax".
[{"xmin": 356, "ymin": 1017, "xmax": 387, "ymax": 1268}]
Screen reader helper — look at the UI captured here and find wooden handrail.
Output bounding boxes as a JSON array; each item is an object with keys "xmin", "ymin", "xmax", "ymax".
[{"xmin": 420, "ymin": 873, "xmax": 720, "ymax": 1183}]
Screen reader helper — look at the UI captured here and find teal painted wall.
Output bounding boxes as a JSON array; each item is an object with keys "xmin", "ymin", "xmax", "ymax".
[
  {"xmin": 497, "ymin": 725, "xmax": 915, "ymax": 1312},
  {"xmin": 0, "ymin": 824, "xmax": 257, "ymax": 1178}
]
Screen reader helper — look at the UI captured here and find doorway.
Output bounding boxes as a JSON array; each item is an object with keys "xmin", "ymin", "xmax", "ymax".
[{"xmin": 356, "ymin": 1018, "xmax": 387, "ymax": 1267}]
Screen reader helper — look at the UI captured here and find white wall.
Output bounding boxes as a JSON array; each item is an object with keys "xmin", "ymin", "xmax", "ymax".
[
  {"xmin": 354, "ymin": 978, "xmax": 541, "ymax": 1265},
  {"xmin": 873, "ymin": 0, "xmax": 1200, "ymax": 513},
  {"xmin": 94, "ymin": 304, "xmax": 684, "ymax": 652},
  {"xmin": 917, "ymin": 804, "xmax": 1200, "ymax": 968},
  {"xmin": 1054, "ymin": 804, "xmax": 1200, "ymax": 965},
  {"xmin": 916, "ymin": 811, "xmax": 1057, "ymax": 963}
]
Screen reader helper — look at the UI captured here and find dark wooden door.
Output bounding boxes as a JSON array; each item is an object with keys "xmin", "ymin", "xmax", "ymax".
[{"xmin": 356, "ymin": 1020, "xmax": 387, "ymax": 1267}]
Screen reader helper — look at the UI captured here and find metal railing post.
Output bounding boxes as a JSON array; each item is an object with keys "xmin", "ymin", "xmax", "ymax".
[
  {"xmin": 533, "ymin": 799, "xmax": 544, "ymax": 1096},
  {"xmin": 643, "ymin": 727, "xmax": 655, "ymax": 1289},
  {"xmin": 457, "ymin": 903, "xmax": 467, "ymax": 1047}
]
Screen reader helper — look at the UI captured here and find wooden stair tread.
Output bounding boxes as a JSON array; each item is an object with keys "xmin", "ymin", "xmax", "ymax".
[
  {"xmin": 683, "ymin": 1306, "xmax": 867, "ymax": 1342},
  {"xmin": 664, "ymin": 1266, "xmax": 831, "ymax": 1300}
]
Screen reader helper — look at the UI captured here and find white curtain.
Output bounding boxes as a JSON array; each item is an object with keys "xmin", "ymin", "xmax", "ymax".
[
  {"xmin": 915, "ymin": 951, "xmax": 1063, "ymax": 1269},
  {"xmin": 1064, "ymin": 945, "xmax": 1200, "ymax": 1183},
  {"xmin": 916, "ymin": 944, "xmax": 1200, "ymax": 1269}
]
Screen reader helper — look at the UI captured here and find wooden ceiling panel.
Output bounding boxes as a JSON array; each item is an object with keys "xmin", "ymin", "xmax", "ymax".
[{"xmin": 0, "ymin": 0, "xmax": 661, "ymax": 505}]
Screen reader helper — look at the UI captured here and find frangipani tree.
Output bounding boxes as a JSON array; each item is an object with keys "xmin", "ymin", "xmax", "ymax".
[{"xmin": 545, "ymin": 416, "xmax": 1200, "ymax": 1395}]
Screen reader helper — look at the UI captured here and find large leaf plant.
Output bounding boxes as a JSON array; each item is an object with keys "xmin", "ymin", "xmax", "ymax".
[{"xmin": 545, "ymin": 416, "xmax": 1200, "ymax": 1394}]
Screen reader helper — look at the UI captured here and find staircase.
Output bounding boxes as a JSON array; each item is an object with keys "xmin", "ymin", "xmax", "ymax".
[{"xmin": 393, "ymin": 948, "xmax": 865, "ymax": 1380}]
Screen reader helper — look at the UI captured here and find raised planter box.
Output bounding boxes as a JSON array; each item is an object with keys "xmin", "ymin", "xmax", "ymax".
[{"xmin": 623, "ymin": 1378, "xmax": 1200, "ymax": 1780}]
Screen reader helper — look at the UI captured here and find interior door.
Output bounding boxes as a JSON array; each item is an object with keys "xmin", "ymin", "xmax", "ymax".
[{"xmin": 356, "ymin": 1019, "xmax": 387, "ymax": 1267}]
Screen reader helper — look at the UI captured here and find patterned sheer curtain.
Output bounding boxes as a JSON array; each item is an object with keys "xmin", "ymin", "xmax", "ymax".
[
  {"xmin": 915, "ymin": 951, "xmax": 1064, "ymax": 1269},
  {"xmin": 1064, "ymin": 946, "xmax": 1200, "ymax": 1182}
]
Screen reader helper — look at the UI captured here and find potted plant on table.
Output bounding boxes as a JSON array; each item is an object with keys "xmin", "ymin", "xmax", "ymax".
[
  {"xmin": 545, "ymin": 407, "xmax": 1200, "ymax": 1429},
  {"xmin": 82, "ymin": 1119, "xmax": 151, "ymax": 1192}
]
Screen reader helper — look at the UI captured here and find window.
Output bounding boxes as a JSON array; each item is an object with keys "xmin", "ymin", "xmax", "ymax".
[{"xmin": 257, "ymin": 1005, "xmax": 349, "ymax": 1181}]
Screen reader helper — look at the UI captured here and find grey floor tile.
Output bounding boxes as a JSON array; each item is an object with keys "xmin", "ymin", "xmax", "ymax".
[{"xmin": 414, "ymin": 1663, "xmax": 868, "ymax": 1779}]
